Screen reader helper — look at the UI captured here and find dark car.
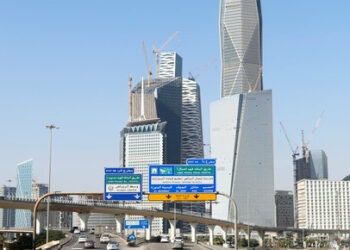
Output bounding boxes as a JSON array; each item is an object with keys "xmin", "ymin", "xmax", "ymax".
[
  {"xmin": 84, "ymin": 240, "xmax": 95, "ymax": 249},
  {"xmin": 70, "ymin": 226, "xmax": 78, "ymax": 233}
]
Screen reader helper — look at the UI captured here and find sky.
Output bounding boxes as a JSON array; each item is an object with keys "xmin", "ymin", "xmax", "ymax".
[{"xmin": 1, "ymin": 1, "xmax": 349, "ymax": 193}]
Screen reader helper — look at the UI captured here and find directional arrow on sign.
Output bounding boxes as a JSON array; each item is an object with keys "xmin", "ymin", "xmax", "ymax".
[
  {"xmin": 134, "ymin": 194, "xmax": 140, "ymax": 199},
  {"xmin": 194, "ymin": 194, "xmax": 199, "ymax": 199},
  {"xmin": 106, "ymin": 194, "xmax": 112, "ymax": 199},
  {"xmin": 166, "ymin": 194, "xmax": 171, "ymax": 199}
]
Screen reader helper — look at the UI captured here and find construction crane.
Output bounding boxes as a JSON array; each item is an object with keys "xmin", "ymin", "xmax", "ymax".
[
  {"xmin": 152, "ymin": 31, "xmax": 180, "ymax": 77},
  {"xmin": 302, "ymin": 110, "xmax": 325, "ymax": 163},
  {"xmin": 280, "ymin": 121, "xmax": 300, "ymax": 228},
  {"xmin": 248, "ymin": 66, "xmax": 263, "ymax": 92},
  {"xmin": 188, "ymin": 58, "xmax": 217, "ymax": 81},
  {"xmin": 142, "ymin": 41, "xmax": 152, "ymax": 88}
]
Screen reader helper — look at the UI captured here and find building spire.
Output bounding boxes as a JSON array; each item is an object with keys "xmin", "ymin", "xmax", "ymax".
[
  {"xmin": 128, "ymin": 73, "xmax": 132, "ymax": 121},
  {"xmin": 140, "ymin": 77, "xmax": 145, "ymax": 120}
]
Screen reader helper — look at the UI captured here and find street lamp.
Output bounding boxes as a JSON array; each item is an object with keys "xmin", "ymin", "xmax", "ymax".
[{"xmin": 45, "ymin": 124, "xmax": 59, "ymax": 243}]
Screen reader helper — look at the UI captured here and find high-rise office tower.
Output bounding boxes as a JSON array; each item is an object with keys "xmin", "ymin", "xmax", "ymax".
[
  {"xmin": 181, "ymin": 78, "xmax": 204, "ymax": 163},
  {"xmin": 0, "ymin": 186, "xmax": 16, "ymax": 228},
  {"xmin": 120, "ymin": 122, "xmax": 167, "ymax": 235},
  {"xmin": 275, "ymin": 191, "xmax": 294, "ymax": 228},
  {"xmin": 210, "ymin": 91, "xmax": 275, "ymax": 226},
  {"xmin": 159, "ymin": 52, "xmax": 182, "ymax": 79},
  {"xmin": 294, "ymin": 149, "xmax": 328, "ymax": 227},
  {"xmin": 210, "ymin": 0, "xmax": 275, "ymax": 227},
  {"xmin": 296, "ymin": 150, "xmax": 328, "ymax": 182},
  {"xmin": 15, "ymin": 159, "xmax": 33, "ymax": 228},
  {"xmin": 220, "ymin": 0, "xmax": 263, "ymax": 97}
]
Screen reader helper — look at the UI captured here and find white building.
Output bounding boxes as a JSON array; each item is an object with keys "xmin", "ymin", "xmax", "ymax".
[
  {"xmin": 297, "ymin": 179, "xmax": 350, "ymax": 230},
  {"xmin": 159, "ymin": 52, "xmax": 182, "ymax": 79},
  {"xmin": 120, "ymin": 122, "xmax": 167, "ymax": 235},
  {"xmin": 210, "ymin": 90, "xmax": 275, "ymax": 227}
]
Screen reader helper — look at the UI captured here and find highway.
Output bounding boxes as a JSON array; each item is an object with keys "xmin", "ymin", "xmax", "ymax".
[{"xmin": 61, "ymin": 233, "xmax": 204, "ymax": 250}]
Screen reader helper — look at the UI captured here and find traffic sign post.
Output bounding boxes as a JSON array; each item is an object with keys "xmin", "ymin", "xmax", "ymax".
[
  {"xmin": 186, "ymin": 158, "xmax": 216, "ymax": 165},
  {"xmin": 148, "ymin": 193, "xmax": 216, "ymax": 201},
  {"xmin": 104, "ymin": 168, "xmax": 142, "ymax": 201},
  {"xmin": 124, "ymin": 219, "xmax": 149, "ymax": 229},
  {"xmin": 149, "ymin": 164, "xmax": 216, "ymax": 201}
]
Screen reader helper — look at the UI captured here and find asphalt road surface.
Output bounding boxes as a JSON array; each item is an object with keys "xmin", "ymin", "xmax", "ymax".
[{"xmin": 62, "ymin": 233, "xmax": 204, "ymax": 250}]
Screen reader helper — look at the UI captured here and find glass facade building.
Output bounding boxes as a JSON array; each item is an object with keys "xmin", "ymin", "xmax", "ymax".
[
  {"xmin": 15, "ymin": 159, "xmax": 33, "ymax": 229},
  {"xmin": 219, "ymin": 0, "xmax": 263, "ymax": 97},
  {"xmin": 210, "ymin": 90, "xmax": 275, "ymax": 227},
  {"xmin": 0, "ymin": 186, "xmax": 16, "ymax": 228}
]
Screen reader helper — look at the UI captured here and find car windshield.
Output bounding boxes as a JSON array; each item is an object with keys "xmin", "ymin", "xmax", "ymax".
[
  {"xmin": 80, "ymin": 235, "xmax": 87, "ymax": 238},
  {"xmin": 102, "ymin": 234, "xmax": 109, "ymax": 237}
]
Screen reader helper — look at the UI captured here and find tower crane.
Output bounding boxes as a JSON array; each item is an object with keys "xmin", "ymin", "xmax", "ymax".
[
  {"xmin": 152, "ymin": 31, "xmax": 180, "ymax": 77},
  {"xmin": 142, "ymin": 41, "xmax": 152, "ymax": 88},
  {"xmin": 188, "ymin": 58, "xmax": 217, "ymax": 81},
  {"xmin": 248, "ymin": 66, "xmax": 263, "ymax": 92},
  {"xmin": 302, "ymin": 110, "xmax": 325, "ymax": 163},
  {"xmin": 280, "ymin": 121, "xmax": 300, "ymax": 228}
]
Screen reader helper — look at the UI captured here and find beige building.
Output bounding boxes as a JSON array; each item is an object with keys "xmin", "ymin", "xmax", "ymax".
[{"xmin": 297, "ymin": 179, "xmax": 350, "ymax": 229}]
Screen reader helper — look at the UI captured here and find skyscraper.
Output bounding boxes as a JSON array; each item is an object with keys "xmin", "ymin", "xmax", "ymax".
[
  {"xmin": 219, "ymin": 0, "xmax": 263, "ymax": 97},
  {"xmin": 0, "ymin": 186, "xmax": 16, "ymax": 228},
  {"xmin": 210, "ymin": 90, "xmax": 275, "ymax": 226},
  {"xmin": 159, "ymin": 52, "xmax": 183, "ymax": 79},
  {"xmin": 210, "ymin": 0, "xmax": 275, "ymax": 227},
  {"xmin": 15, "ymin": 159, "xmax": 33, "ymax": 229},
  {"xmin": 275, "ymin": 191, "xmax": 294, "ymax": 228},
  {"xmin": 120, "ymin": 122, "xmax": 167, "ymax": 235},
  {"xmin": 181, "ymin": 78, "xmax": 204, "ymax": 163}
]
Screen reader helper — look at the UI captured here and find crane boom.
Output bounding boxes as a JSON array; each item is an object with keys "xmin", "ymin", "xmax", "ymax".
[
  {"xmin": 152, "ymin": 31, "xmax": 180, "ymax": 77},
  {"xmin": 306, "ymin": 110, "xmax": 325, "ymax": 146},
  {"xmin": 280, "ymin": 122, "xmax": 294, "ymax": 153},
  {"xmin": 142, "ymin": 41, "xmax": 152, "ymax": 87}
]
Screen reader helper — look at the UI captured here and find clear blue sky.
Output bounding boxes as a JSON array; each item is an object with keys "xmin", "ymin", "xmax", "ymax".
[{"xmin": 1, "ymin": 1, "xmax": 349, "ymax": 192}]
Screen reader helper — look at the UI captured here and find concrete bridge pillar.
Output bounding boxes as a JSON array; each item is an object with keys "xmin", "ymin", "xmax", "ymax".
[
  {"xmin": 208, "ymin": 225, "xmax": 215, "ymax": 246},
  {"xmin": 145, "ymin": 216, "xmax": 152, "ymax": 241},
  {"xmin": 190, "ymin": 222, "xmax": 198, "ymax": 243},
  {"xmin": 221, "ymin": 226, "xmax": 229, "ymax": 248},
  {"xmin": 169, "ymin": 220, "xmax": 175, "ymax": 242},
  {"xmin": 78, "ymin": 213, "xmax": 90, "ymax": 232},
  {"xmin": 115, "ymin": 214, "xmax": 124, "ymax": 234},
  {"xmin": 36, "ymin": 211, "xmax": 46, "ymax": 234},
  {"xmin": 257, "ymin": 231, "xmax": 265, "ymax": 248}
]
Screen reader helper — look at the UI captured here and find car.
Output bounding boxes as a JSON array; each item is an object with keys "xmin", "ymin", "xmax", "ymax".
[
  {"xmin": 100, "ymin": 233, "xmax": 110, "ymax": 244},
  {"xmin": 84, "ymin": 240, "xmax": 95, "ymax": 249},
  {"xmin": 160, "ymin": 235, "xmax": 170, "ymax": 243},
  {"xmin": 107, "ymin": 241, "xmax": 119, "ymax": 250},
  {"xmin": 172, "ymin": 240, "xmax": 184, "ymax": 249},
  {"xmin": 78, "ymin": 235, "xmax": 88, "ymax": 243},
  {"xmin": 175, "ymin": 236, "xmax": 184, "ymax": 244},
  {"xmin": 74, "ymin": 228, "xmax": 81, "ymax": 234},
  {"xmin": 95, "ymin": 233, "xmax": 101, "ymax": 238},
  {"xmin": 89, "ymin": 228, "xmax": 95, "ymax": 234},
  {"xmin": 70, "ymin": 226, "xmax": 78, "ymax": 233}
]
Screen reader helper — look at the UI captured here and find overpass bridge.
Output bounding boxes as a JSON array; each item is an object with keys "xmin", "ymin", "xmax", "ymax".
[{"xmin": 1, "ymin": 196, "xmax": 349, "ymax": 246}]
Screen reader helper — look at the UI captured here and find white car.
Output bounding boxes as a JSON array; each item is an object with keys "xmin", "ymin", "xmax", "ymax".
[
  {"xmin": 78, "ymin": 235, "xmax": 88, "ymax": 243},
  {"xmin": 160, "ymin": 235, "xmax": 170, "ymax": 243},
  {"xmin": 175, "ymin": 236, "xmax": 184, "ymax": 244},
  {"xmin": 107, "ymin": 241, "xmax": 119, "ymax": 250},
  {"xmin": 100, "ymin": 233, "xmax": 110, "ymax": 244},
  {"xmin": 74, "ymin": 228, "xmax": 81, "ymax": 234}
]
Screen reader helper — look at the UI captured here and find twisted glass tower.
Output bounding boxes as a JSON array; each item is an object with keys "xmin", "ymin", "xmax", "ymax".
[{"xmin": 220, "ymin": 0, "xmax": 263, "ymax": 97}]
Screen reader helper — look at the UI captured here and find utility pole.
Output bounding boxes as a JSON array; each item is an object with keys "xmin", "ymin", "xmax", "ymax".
[{"xmin": 45, "ymin": 125, "xmax": 59, "ymax": 243}]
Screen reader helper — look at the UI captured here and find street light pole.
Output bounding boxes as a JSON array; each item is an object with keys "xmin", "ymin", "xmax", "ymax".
[
  {"xmin": 217, "ymin": 191, "xmax": 238, "ymax": 250},
  {"xmin": 45, "ymin": 125, "xmax": 59, "ymax": 243}
]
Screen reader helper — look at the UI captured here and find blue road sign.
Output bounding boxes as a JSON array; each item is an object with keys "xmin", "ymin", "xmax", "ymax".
[
  {"xmin": 149, "ymin": 165, "xmax": 216, "ymax": 194},
  {"xmin": 128, "ymin": 233, "xmax": 136, "ymax": 241},
  {"xmin": 186, "ymin": 158, "xmax": 216, "ymax": 165},
  {"xmin": 104, "ymin": 168, "xmax": 142, "ymax": 201},
  {"xmin": 105, "ymin": 168, "xmax": 134, "ymax": 174},
  {"xmin": 124, "ymin": 219, "xmax": 149, "ymax": 229}
]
